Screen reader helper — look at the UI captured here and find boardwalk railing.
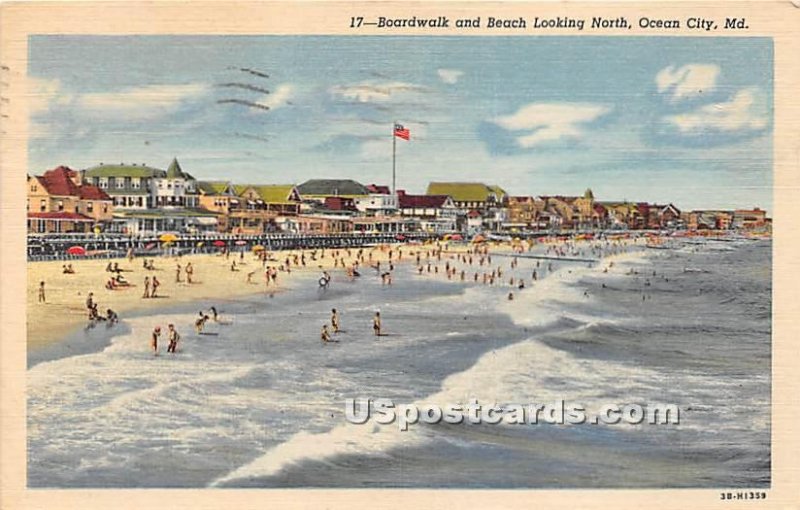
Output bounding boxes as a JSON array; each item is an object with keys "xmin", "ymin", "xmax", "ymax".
[{"xmin": 27, "ymin": 232, "xmax": 445, "ymax": 262}]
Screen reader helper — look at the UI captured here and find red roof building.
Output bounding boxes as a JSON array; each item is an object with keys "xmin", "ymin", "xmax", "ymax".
[{"xmin": 28, "ymin": 166, "xmax": 114, "ymax": 233}]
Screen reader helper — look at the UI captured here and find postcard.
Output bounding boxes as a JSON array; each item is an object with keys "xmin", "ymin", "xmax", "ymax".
[{"xmin": 1, "ymin": 1, "xmax": 798, "ymax": 509}]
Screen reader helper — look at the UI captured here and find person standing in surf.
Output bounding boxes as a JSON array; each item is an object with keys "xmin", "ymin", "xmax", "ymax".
[
  {"xmin": 151, "ymin": 326, "xmax": 161, "ymax": 355},
  {"xmin": 167, "ymin": 324, "xmax": 180, "ymax": 353},
  {"xmin": 331, "ymin": 308, "xmax": 340, "ymax": 333},
  {"xmin": 373, "ymin": 312, "xmax": 382, "ymax": 336}
]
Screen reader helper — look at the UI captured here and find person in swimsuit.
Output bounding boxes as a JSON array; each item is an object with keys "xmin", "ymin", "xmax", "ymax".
[
  {"xmin": 321, "ymin": 324, "xmax": 332, "ymax": 343},
  {"xmin": 373, "ymin": 312, "xmax": 381, "ymax": 336},
  {"xmin": 331, "ymin": 308, "xmax": 340, "ymax": 333},
  {"xmin": 167, "ymin": 324, "xmax": 180, "ymax": 353},
  {"xmin": 151, "ymin": 326, "xmax": 161, "ymax": 354}
]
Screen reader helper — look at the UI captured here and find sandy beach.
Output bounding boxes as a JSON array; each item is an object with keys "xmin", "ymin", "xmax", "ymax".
[{"xmin": 26, "ymin": 243, "xmax": 424, "ymax": 350}]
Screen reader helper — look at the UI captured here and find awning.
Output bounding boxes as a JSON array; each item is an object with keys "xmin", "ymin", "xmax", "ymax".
[{"xmin": 194, "ymin": 217, "xmax": 218, "ymax": 225}]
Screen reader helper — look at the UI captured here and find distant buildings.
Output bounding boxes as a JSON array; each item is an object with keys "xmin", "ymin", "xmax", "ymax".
[
  {"xmin": 83, "ymin": 158, "xmax": 216, "ymax": 235},
  {"xmin": 25, "ymin": 161, "xmax": 771, "ymax": 236}
]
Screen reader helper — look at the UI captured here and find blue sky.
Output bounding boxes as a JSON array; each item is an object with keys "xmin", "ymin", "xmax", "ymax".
[{"xmin": 29, "ymin": 35, "xmax": 772, "ymax": 210}]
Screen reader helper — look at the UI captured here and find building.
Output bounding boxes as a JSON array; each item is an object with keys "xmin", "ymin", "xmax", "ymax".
[
  {"xmin": 396, "ymin": 190, "xmax": 458, "ymax": 232},
  {"xmin": 289, "ymin": 214, "xmax": 353, "ymax": 234},
  {"xmin": 354, "ymin": 184, "xmax": 398, "ymax": 216},
  {"xmin": 733, "ymin": 208, "xmax": 768, "ymax": 230},
  {"xmin": 297, "ymin": 179, "xmax": 370, "ymax": 203},
  {"xmin": 198, "ymin": 182, "xmax": 301, "ymax": 234},
  {"xmin": 27, "ymin": 166, "xmax": 113, "ymax": 233},
  {"xmin": 83, "ymin": 158, "xmax": 215, "ymax": 235},
  {"xmin": 686, "ymin": 210, "xmax": 733, "ymax": 230},
  {"xmin": 425, "ymin": 182, "xmax": 506, "ymax": 211},
  {"xmin": 83, "ymin": 158, "xmax": 199, "ymax": 209},
  {"xmin": 538, "ymin": 190, "xmax": 596, "ymax": 230}
]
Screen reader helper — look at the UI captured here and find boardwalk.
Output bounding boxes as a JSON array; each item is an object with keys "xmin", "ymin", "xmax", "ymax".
[{"xmin": 27, "ymin": 232, "xmax": 442, "ymax": 261}]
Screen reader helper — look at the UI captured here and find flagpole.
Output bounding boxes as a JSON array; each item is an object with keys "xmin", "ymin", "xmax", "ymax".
[{"xmin": 392, "ymin": 121, "xmax": 397, "ymax": 194}]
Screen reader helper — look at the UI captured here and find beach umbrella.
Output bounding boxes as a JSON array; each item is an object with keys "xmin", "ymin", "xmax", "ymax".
[
  {"xmin": 159, "ymin": 233, "xmax": 178, "ymax": 243},
  {"xmin": 235, "ymin": 240, "xmax": 247, "ymax": 246},
  {"xmin": 196, "ymin": 241, "xmax": 204, "ymax": 247},
  {"xmin": 395, "ymin": 234, "xmax": 406, "ymax": 241},
  {"xmin": 144, "ymin": 242, "xmax": 156, "ymax": 250},
  {"xmin": 213, "ymin": 240, "xmax": 226, "ymax": 247},
  {"xmin": 471, "ymin": 235, "xmax": 486, "ymax": 244},
  {"xmin": 252, "ymin": 245, "xmax": 265, "ymax": 252},
  {"xmin": 449, "ymin": 233, "xmax": 463, "ymax": 241},
  {"xmin": 66, "ymin": 246, "xmax": 86, "ymax": 256}
]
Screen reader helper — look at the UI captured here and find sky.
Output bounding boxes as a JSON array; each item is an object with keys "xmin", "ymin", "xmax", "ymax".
[{"xmin": 28, "ymin": 35, "xmax": 772, "ymax": 211}]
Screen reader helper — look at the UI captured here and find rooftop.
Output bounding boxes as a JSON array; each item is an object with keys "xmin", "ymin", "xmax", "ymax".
[{"xmin": 297, "ymin": 179, "xmax": 369, "ymax": 197}]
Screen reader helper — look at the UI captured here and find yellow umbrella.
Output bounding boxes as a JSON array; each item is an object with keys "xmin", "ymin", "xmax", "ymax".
[
  {"xmin": 196, "ymin": 241, "xmax": 204, "ymax": 247},
  {"xmin": 159, "ymin": 233, "xmax": 178, "ymax": 242},
  {"xmin": 252, "ymin": 245, "xmax": 265, "ymax": 252}
]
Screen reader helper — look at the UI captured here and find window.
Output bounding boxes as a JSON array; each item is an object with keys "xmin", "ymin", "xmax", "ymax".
[
  {"xmin": 116, "ymin": 179, "xmax": 125, "ymax": 189},
  {"xmin": 99, "ymin": 178, "xmax": 108, "ymax": 189},
  {"xmin": 40, "ymin": 199, "xmax": 46, "ymax": 212},
  {"xmin": 31, "ymin": 185, "xmax": 37, "ymax": 192},
  {"xmin": 132, "ymin": 178, "xmax": 141, "ymax": 189},
  {"xmin": 87, "ymin": 202, "xmax": 93, "ymax": 213},
  {"xmin": 26, "ymin": 199, "xmax": 30, "ymax": 211},
  {"xmin": 57, "ymin": 200, "xmax": 64, "ymax": 212},
  {"xmin": 103, "ymin": 204, "xmax": 108, "ymax": 213}
]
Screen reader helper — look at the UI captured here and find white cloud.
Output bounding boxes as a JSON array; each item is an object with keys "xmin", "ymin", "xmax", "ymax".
[
  {"xmin": 493, "ymin": 103, "xmax": 611, "ymax": 147},
  {"xmin": 77, "ymin": 83, "xmax": 210, "ymax": 120},
  {"xmin": 665, "ymin": 88, "xmax": 768, "ymax": 134},
  {"xmin": 330, "ymin": 80, "xmax": 428, "ymax": 103},
  {"xmin": 258, "ymin": 83, "xmax": 294, "ymax": 111},
  {"xmin": 437, "ymin": 69, "xmax": 463, "ymax": 85},
  {"xmin": 656, "ymin": 64, "xmax": 720, "ymax": 101},
  {"xmin": 27, "ymin": 77, "xmax": 71, "ymax": 115}
]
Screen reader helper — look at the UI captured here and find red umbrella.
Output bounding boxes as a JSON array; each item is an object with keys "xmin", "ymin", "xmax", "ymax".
[
  {"xmin": 145, "ymin": 242, "xmax": 156, "ymax": 250},
  {"xmin": 234, "ymin": 240, "xmax": 247, "ymax": 246},
  {"xmin": 450, "ymin": 233, "xmax": 463, "ymax": 241},
  {"xmin": 213, "ymin": 240, "xmax": 226, "ymax": 247},
  {"xmin": 395, "ymin": 234, "xmax": 406, "ymax": 241},
  {"xmin": 66, "ymin": 246, "xmax": 86, "ymax": 256}
]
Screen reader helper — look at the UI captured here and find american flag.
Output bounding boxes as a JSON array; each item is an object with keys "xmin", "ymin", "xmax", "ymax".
[{"xmin": 393, "ymin": 123, "xmax": 410, "ymax": 140}]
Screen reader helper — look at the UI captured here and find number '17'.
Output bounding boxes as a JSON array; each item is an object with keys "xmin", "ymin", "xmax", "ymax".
[{"xmin": 350, "ymin": 17, "xmax": 363, "ymax": 28}]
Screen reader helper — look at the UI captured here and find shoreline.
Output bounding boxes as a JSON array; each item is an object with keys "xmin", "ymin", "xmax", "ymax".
[{"xmin": 26, "ymin": 235, "xmax": 721, "ymax": 356}]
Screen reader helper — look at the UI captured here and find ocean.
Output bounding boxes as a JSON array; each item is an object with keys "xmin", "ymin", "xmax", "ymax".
[{"xmin": 27, "ymin": 238, "xmax": 771, "ymax": 488}]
